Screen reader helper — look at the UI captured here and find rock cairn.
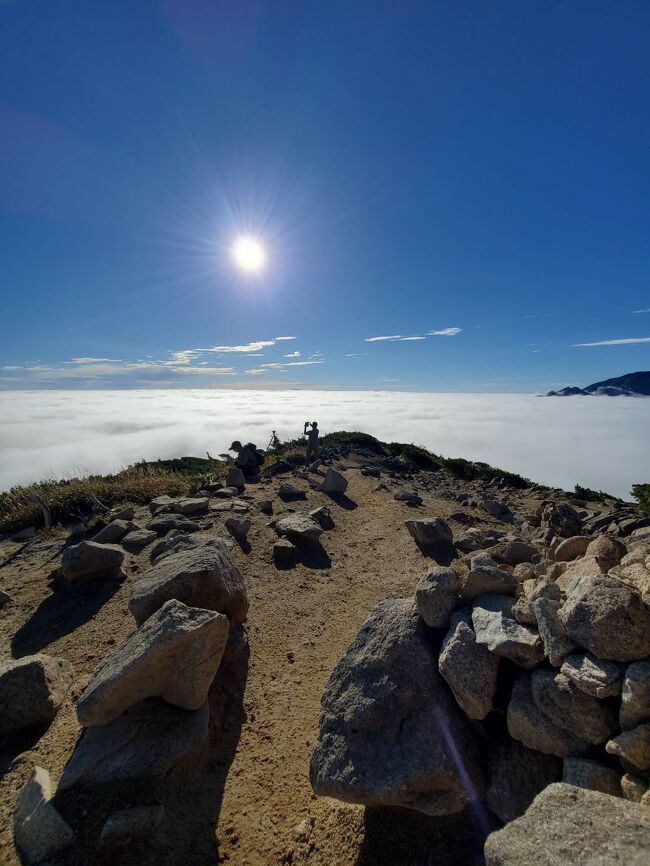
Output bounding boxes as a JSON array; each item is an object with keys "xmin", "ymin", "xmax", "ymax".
[{"xmin": 311, "ymin": 498, "xmax": 650, "ymax": 859}]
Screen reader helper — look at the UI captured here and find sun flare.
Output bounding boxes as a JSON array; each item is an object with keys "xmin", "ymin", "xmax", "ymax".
[{"xmin": 231, "ymin": 235, "xmax": 267, "ymax": 273}]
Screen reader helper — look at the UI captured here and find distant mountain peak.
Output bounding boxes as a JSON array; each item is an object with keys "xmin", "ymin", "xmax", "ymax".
[{"xmin": 547, "ymin": 371, "xmax": 650, "ymax": 396}]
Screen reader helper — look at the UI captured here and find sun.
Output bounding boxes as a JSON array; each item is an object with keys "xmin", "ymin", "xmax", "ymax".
[{"xmin": 231, "ymin": 235, "xmax": 267, "ymax": 273}]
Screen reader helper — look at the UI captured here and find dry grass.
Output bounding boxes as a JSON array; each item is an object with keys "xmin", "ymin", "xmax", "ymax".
[{"xmin": 0, "ymin": 459, "xmax": 226, "ymax": 535}]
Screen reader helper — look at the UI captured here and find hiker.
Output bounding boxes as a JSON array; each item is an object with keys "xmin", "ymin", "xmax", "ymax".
[
  {"xmin": 229, "ymin": 440, "xmax": 262, "ymax": 478},
  {"xmin": 304, "ymin": 421, "xmax": 320, "ymax": 464}
]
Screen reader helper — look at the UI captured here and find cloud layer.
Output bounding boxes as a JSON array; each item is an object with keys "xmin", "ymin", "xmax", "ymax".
[{"xmin": 1, "ymin": 390, "xmax": 646, "ymax": 499}]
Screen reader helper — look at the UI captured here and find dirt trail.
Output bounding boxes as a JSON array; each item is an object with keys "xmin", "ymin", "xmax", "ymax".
[{"xmin": 1, "ymin": 458, "xmax": 492, "ymax": 865}]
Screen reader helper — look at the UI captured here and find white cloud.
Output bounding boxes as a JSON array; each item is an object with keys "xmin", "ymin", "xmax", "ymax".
[
  {"xmin": 572, "ymin": 337, "xmax": 650, "ymax": 347},
  {"xmin": 274, "ymin": 336, "xmax": 296, "ymax": 341},
  {"xmin": 68, "ymin": 357, "xmax": 122, "ymax": 364},
  {"xmin": 633, "ymin": 309, "xmax": 650, "ymax": 314},
  {"xmin": 364, "ymin": 335, "xmax": 403, "ymax": 342},
  {"xmin": 1, "ymin": 390, "xmax": 646, "ymax": 498},
  {"xmin": 245, "ymin": 368, "xmax": 268, "ymax": 375},
  {"xmin": 400, "ymin": 336, "xmax": 426, "ymax": 341},
  {"xmin": 428, "ymin": 327, "xmax": 463, "ymax": 336},
  {"xmin": 284, "ymin": 351, "xmax": 301, "ymax": 358},
  {"xmin": 202, "ymin": 341, "xmax": 276, "ymax": 353}
]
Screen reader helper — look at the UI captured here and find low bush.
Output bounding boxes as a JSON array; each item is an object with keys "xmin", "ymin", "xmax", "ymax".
[{"xmin": 632, "ymin": 483, "xmax": 650, "ymax": 514}]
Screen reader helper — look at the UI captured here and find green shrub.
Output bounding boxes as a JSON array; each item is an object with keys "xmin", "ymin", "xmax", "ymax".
[
  {"xmin": 632, "ymin": 483, "xmax": 650, "ymax": 514},
  {"xmin": 573, "ymin": 483, "xmax": 619, "ymax": 504}
]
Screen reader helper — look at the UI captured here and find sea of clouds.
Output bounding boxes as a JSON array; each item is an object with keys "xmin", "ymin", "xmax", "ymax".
[{"xmin": 0, "ymin": 389, "xmax": 647, "ymax": 498}]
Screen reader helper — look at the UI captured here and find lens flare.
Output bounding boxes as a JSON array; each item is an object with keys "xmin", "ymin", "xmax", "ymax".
[{"xmin": 231, "ymin": 235, "xmax": 267, "ymax": 273}]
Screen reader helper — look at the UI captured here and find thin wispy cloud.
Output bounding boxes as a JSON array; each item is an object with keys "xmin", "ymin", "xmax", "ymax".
[
  {"xmin": 633, "ymin": 309, "xmax": 650, "ymax": 314},
  {"xmin": 202, "ymin": 341, "xmax": 276, "ymax": 353},
  {"xmin": 364, "ymin": 335, "xmax": 403, "ymax": 342},
  {"xmin": 365, "ymin": 328, "xmax": 462, "ymax": 341},
  {"xmin": 572, "ymin": 337, "xmax": 650, "ymax": 347},
  {"xmin": 428, "ymin": 327, "xmax": 463, "ymax": 336},
  {"xmin": 68, "ymin": 357, "xmax": 122, "ymax": 364},
  {"xmin": 274, "ymin": 336, "xmax": 296, "ymax": 341},
  {"xmin": 284, "ymin": 351, "xmax": 301, "ymax": 358}
]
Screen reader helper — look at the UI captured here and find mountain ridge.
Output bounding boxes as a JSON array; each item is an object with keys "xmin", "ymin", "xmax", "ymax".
[{"xmin": 547, "ymin": 370, "xmax": 650, "ymax": 397}]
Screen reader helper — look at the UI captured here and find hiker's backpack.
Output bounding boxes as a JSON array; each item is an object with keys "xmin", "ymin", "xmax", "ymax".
[{"xmin": 244, "ymin": 443, "xmax": 266, "ymax": 467}]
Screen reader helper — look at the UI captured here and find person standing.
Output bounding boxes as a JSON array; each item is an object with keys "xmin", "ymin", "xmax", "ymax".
[{"xmin": 304, "ymin": 421, "xmax": 319, "ymax": 464}]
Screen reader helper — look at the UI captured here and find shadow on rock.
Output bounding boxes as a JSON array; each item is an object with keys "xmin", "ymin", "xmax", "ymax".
[
  {"xmin": 11, "ymin": 579, "xmax": 123, "ymax": 656},
  {"xmin": 355, "ymin": 805, "xmax": 496, "ymax": 866},
  {"xmin": 163, "ymin": 635, "xmax": 249, "ymax": 865},
  {"xmin": 414, "ymin": 540, "xmax": 458, "ymax": 567},
  {"xmin": 54, "ymin": 636, "xmax": 249, "ymax": 866}
]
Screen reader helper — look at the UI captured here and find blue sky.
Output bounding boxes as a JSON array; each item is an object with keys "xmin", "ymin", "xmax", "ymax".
[{"xmin": 1, "ymin": 0, "xmax": 649, "ymax": 392}]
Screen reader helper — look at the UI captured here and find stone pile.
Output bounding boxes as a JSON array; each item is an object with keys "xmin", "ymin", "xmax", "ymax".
[
  {"xmin": 12, "ymin": 539, "xmax": 248, "ymax": 864},
  {"xmin": 311, "ymin": 507, "xmax": 650, "ymax": 857}
]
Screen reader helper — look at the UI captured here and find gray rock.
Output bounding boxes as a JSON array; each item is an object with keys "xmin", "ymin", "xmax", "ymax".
[
  {"xmin": 61, "ymin": 540, "xmax": 124, "ymax": 583},
  {"xmin": 259, "ymin": 499, "xmax": 273, "ymax": 516},
  {"xmin": 484, "ymin": 783, "xmax": 650, "ymax": 866},
  {"xmin": 225, "ymin": 516, "xmax": 251, "ymax": 542},
  {"xmin": 512, "ymin": 595, "xmax": 537, "ymax": 625},
  {"xmin": 14, "ymin": 767, "xmax": 74, "ymax": 864},
  {"xmin": 148, "ymin": 495, "xmax": 174, "ymax": 514},
  {"xmin": 532, "ymin": 598, "xmax": 576, "ymax": 667},
  {"xmin": 489, "ymin": 540, "xmax": 539, "ymax": 566},
  {"xmin": 472, "ymin": 595, "xmax": 545, "ymax": 669},
  {"xmin": 98, "ymin": 805, "xmax": 165, "ymax": 851},
  {"xmin": 121, "ymin": 529, "xmax": 157, "ymax": 553},
  {"xmin": 553, "ymin": 535, "xmax": 591, "ymax": 562},
  {"xmin": 145, "ymin": 513, "xmax": 200, "ymax": 535},
  {"xmin": 77, "ymin": 600, "xmax": 229, "ymax": 726},
  {"xmin": 559, "ymin": 575, "xmax": 650, "ymax": 662},
  {"xmin": 415, "ymin": 567, "xmax": 460, "ymax": 628},
  {"xmin": 319, "ymin": 469, "xmax": 348, "ymax": 494},
  {"xmin": 394, "ymin": 489, "xmax": 423, "ymax": 505},
  {"xmin": 439, "ymin": 609, "xmax": 499, "ymax": 719},
  {"xmin": 129, "ymin": 541, "xmax": 248, "ymax": 626},
  {"xmin": 0, "ymin": 654, "xmax": 74, "ymax": 736},
  {"xmin": 150, "ymin": 531, "xmax": 198, "ymax": 563},
  {"xmin": 455, "ymin": 533, "xmax": 484, "ymax": 553},
  {"xmin": 487, "ymin": 737, "xmax": 561, "ymax": 824},
  {"xmin": 606, "ymin": 723, "xmax": 650, "ymax": 772},
  {"xmin": 309, "ymin": 506, "xmax": 335, "ymax": 530},
  {"xmin": 172, "ymin": 497, "xmax": 209, "ymax": 515},
  {"xmin": 531, "ymin": 669, "xmax": 618, "ymax": 745},
  {"xmin": 0, "ymin": 589, "xmax": 11, "ymax": 608},
  {"xmin": 273, "ymin": 537, "xmax": 298, "ymax": 567},
  {"xmin": 309, "ymin": 598, "xmax": 484, "ymax": 815},
  {"xmin": 471, "ymin": 552, "xmax": 498, "ymax": 569},
  {"xmin": 92, "ymin": 519, "xmax": 137, "ymax": 545},
  {"xmin": 461, "ymin": 566, "xmax": 518, "ymax": 600},
  {"xmin": 213, "ymin": 486, "xmax": 239, "ymax": 498},
  {"xmin": 507, "ymin": 675, "xmax": 589, "ymax": 757},
  {"xmin": 276, "ymin": 513, "xmax": 322, "ymax": 545},
  {"xmin": 59, "ymin": 698, "xmax": 209, "ymax": 790},
  {"xmin": 563, "ymin": 757, "xmax": 621, "ymax": 796},
  {"xmin": 523, "ymin": 577, "xmax": 562, "ymax": 602},
  {"xmin": 111, "ymin": 505, "xmax": 135, "ymax": 521},
  {"xmin": 226, "ymin": 466, "xmax": 246, "ymax": 489},
  {"xmin": 620, "ymin": 659, "xmax": 650, "ymax": 730},
  {"xmin": 544, "ymin": 503, "xmax": 582, "ymax": 538},
  {"xmin": 585, "ymin": 534, "xmax": 626, "ymax": 570},
  {"xmin": 278, "ymin": 484, "xmax": 306, "ymax": 501},
  {"xmin": 480, "ymin": 498, "xmax": 514, "ymax": 522},
  {"xmin": 560, "ymin": 652, "xmax": 623, "ymax": 699},
  {"xmin": 405, "ymin": 517, "xmax": 452, "ymax": 546}
]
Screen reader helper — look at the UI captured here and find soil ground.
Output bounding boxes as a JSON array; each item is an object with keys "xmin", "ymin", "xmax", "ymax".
[{"xmin": 1, "ymin": 456, "xmax": 512, "ymax": 866}]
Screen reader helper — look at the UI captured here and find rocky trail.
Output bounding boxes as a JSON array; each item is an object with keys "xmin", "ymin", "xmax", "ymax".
[{"xmin": 1, "ymin": 452, "xmax": 649, "ymax": 865}]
